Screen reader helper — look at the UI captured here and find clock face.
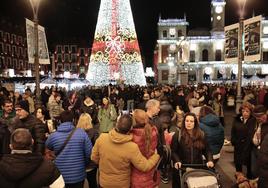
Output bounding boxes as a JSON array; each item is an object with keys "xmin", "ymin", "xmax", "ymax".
[{"xmin": 215, "ymin": 6, "xmax": 223, "ymax": 14}]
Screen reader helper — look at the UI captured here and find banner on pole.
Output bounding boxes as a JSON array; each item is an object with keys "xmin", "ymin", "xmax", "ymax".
[
  {"xmin": 224, "ymin": 23, "xmax": 239, "ymax": 63},
  {"xmin": 25, "ymin": 18, "xmax": 50, "ymax": 64},
  {"xmin": 244, "ymin": 15, "xmax": 262, "ymax": 62}
]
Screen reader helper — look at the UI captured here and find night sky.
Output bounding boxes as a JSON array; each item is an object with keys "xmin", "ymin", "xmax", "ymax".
[{"xmin": 1, "ymin": 0, "xmax": 268, "ymax": 66}]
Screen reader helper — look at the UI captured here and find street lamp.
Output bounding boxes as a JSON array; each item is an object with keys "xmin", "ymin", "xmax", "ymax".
[
  {"xmin": 236, "ymin": 0, "xmax": 247, "ymax": 114},
  {"xmin": 28, "ymin": 0, "xmax": 41, "ymax": 103}
]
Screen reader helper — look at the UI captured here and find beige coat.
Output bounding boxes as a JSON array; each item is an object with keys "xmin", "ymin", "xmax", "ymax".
[{"xmin": 91, "ymin": 129, "xmax": 160, "ymax": 188}]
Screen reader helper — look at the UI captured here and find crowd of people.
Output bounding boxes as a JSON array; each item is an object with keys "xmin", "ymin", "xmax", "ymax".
[{"xmin": 0, "ymin": 83, "xmax": 267, "ymax": 187}]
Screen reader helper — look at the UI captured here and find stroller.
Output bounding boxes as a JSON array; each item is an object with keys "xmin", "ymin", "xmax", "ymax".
[{"xmin": 180, "ymin": 164, "xmax": 220, "ymax": 188}]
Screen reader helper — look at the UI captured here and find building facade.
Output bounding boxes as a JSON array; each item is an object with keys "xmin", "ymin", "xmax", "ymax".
[
  {"xmin": 52, "ymin": 44, "xmax": 90, "ymax": 78},
  {"xmin": 155, "ymin": 0, "xmax": 268, "ymax": 85}
]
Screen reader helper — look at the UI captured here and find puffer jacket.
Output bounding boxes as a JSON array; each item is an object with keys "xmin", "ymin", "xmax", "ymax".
[
  {"xmin": 91, "ymin": 129, "xmax": 160, "ymax": 188},
  {"xmin": 199, "ymin": 114, "xmax": 224, "ymax": 155},
  {"xmin": 131, "ymin": 126, "xmax": 160, "ymax": 188}
]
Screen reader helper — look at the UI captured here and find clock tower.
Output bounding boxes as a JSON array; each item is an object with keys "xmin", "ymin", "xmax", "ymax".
[{"xmin": 211, "ymin": 0, "xmax": 226, "ymax": 32}]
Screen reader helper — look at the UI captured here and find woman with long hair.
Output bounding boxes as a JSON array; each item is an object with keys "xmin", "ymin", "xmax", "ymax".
[
  {"xmin": 131, "ymin": 109, "xmax": 160, "ymax": 188},
  {"xmin": 98, "ymin": 97, "xmax": 117, "ymax": 133},
  {"xmin": 77, "ymin": 113, "xmax": 99, "ymax": 188},
  {"xmin": 171, "ymin": 112, "xmax": 214, "ymax": 188}
]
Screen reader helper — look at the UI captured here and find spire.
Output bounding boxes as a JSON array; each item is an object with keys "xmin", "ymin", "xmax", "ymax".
[{"xmin": 184, "ymin": 12, "xmax": 187, "ymax": 21}]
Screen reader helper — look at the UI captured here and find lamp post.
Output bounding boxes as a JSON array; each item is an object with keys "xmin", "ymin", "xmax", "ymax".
[
  {"xmin": 236, "ymin": 0, "xmax": 247, "ymax": 114},
  {"xmin": 28, "ymin": 0, "xmax": 41, "ymax": 103}
]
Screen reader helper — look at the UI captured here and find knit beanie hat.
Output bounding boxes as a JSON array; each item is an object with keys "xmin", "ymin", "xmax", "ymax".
[{"xmin": 15, "ymin": 100, "xmax": 30, "ymax": 113}]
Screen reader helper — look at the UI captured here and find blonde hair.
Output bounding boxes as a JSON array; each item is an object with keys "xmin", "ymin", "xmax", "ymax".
[
  {"xmin": 133, "ymin": 109, "xmax": 152, "ymax": 155},
  {"xmin": 77, "ymin": 113, "xmax": 93, "ymax": 130}
]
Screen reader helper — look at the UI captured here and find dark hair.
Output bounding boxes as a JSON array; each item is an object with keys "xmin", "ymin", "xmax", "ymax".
[
  {"xmin": 59, "ymin": 110, "xmax": 74, "ymax": 123},
  {"xmin": 181, "ymin": 112, "xmax": 205, "ymax": 149},
  {"xmin": 10, "ymin": 128, "xmax": 32, "ymax": 150},
  {"xmin": 35, "ymin": 106, "xmax": 50, "ymax": 120},
  {"xmin": 199, "ymin": 106, "xmax": 216, "ymax": 120},
  {"xmin": 116, "ymin": 114, "xmax": 133, "ymax": 134},
  {"xmin": 3, "ymin": 99, "xmax": 13, "ymax": 106}
]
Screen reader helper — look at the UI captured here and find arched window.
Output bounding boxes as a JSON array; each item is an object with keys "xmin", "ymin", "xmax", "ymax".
[
  {"xmin": 202, "ymin": 49, "xmax": 208, "ymax": 61},
  {"xmin": 190, "ymin": 51, "xmax": 195, "ymax": 62}
]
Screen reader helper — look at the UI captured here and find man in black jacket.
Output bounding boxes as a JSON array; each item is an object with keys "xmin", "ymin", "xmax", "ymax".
[
  {"xmin": 13, "ymin": 100, "xmax": 46, "ymax": 154},
  {"xmin": 0, "ymin": 128, "xmax": 64, "ymax": 187}
]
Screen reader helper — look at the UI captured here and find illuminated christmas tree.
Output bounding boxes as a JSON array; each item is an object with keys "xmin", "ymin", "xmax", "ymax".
[{"xmin": 86, "ymin": 0, "xmax": 146, "ymax": 86}]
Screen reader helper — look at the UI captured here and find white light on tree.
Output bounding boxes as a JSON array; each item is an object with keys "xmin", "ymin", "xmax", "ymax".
[
  {"xmin": 204, "ymin": 67, "xmax": 212, "ymax": 75},
  {"xmin": 262, "ymin": 65, "xmax": 268, "ymax": 74},
  {"xmin": 232, "ymin": 66, "xmax": 238, "ymax": 74},
  {"xmin": 145, "ymin": 67, "xmax": 155, "ymax": 77},
  {"xmin": 217, "ymin": 16, "xmax": 221, "ymax": 20},
  {"xmin": 263, "ymin": 26, "xmax": 268, "ymax": 34},
  {"xmin": 114, "ymin": 72, "xmax": 120, "ymax": 80},
  {"xmin": 86, "ymin": 0, "xmax": 146, "ymax": 86},
  {"xmin": 215, "ymin": 6, "xmax": 223, "ymax": 14},
  {"xmin": 40, "ymin": 70, "xmax": 44, "ymax": 75}
]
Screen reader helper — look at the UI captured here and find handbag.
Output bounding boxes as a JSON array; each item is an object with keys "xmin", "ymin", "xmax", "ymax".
[{"xmin": 45, "ymin": 128, "xmax": 77, "ymax": 161}]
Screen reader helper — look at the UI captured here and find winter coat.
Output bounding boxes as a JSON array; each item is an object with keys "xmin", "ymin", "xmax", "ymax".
[
  {"xmin": 98, "ymin": 104, "xmax": 117, "ymax": 133},
  {"xmin": 258, "ymin": 134, "xmax": 268, "ymax": 186},
  {"xmin": 0, "ymin": 120, "xmax": 11, "ymax": 155},
  {"xmin": 13, "ymin": 115, "xmax": 46, "ymax": 154},
  {"xmin": 0, "ymin": 153, "xmax": 62, "ymax": 188},
  {"xmin": 48, "ymin": 100, "xmax": 64, "ymax": 120},
  {"xmin": 231, "ymin": 115, "xmax": 256, "ymax": 165},
  {"xmin": 85, "ymin": 128, "xmax": 99, "ymax": 170},
  {"xmin": 199, "ymin": 114, "xmax": 224, "ymax": 156},
  {"xmin": 171, "ymin": 131, "xmax": 213, "ymax": 165},
  {"xmin": 91, "ymin": 129, "xmax": 160, "ymax": 188},
  {"xmin": 46, "ymin": 122, "xmax": 92, "ymax": 184},
  {"xmin": 131, "ymin": 126, "xmax": 160, "ymax": 188},
  {"xmin": 81, "ymin": 101, "xmax": 99, "ymax": 125}
]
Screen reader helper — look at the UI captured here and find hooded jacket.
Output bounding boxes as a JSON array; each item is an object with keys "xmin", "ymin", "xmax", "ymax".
[
  {"xmin": 199, "ymin": 114, "xmax": 224, "ymax": 155},
  {"xmin": 0, "ymin": 153, "xmax": 61, "ymax": 188},
  {"xmin": 91, "ymin": 129, "xmax": 160, "ymax": 188}
]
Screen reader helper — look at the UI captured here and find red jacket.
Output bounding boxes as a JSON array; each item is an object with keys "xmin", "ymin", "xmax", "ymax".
[{"xmin": 131, "ymin": 126, "xmax": 160, "ymax": 188}]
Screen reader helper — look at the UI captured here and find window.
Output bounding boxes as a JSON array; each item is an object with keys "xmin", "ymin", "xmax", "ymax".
[
  {"xmin": 0, "ymin": 57, "xmax": 4, "ymax": 68},
  {"xmin": 13, "ymin": 59, "xmax": 18, "ymax": 69},
  {"xmin": 0, "ymin": 31, "xmax": 3, "ymax": 40},
  {"xmin": 161, "ymin": 70, "xmax": 169, "ymax": 81},
  {"xmin": 12, "ymin": 46, "xmax": 17, "ymax": 56},
  {"xmin": 19, "ymin": 60, "xmax": 23, "ymax": 69},
  {"xmin": 80, "ymin": 57, "xmax": 85, "ymax": 65},
  {"xmin": 24, "ymin": 48, "xmax": 27, "ymax": 58},
  {"xmin": 5, "ymin": 33, "xmax": 10, "ymax": 42},
  {"xmin": 7, "ymin": 58, "xmax": 11, "ymax": 68},
  {"xmin": 71, "ymin": 45, "xmax": 77, "ymax": 53},
  {"xmin": 64, "ymin": 63, "xmax": 70, "ymax": 71},
  {"xmin": 263, "ymin": 52, "xmax": 268, "ymax": 61},
  {"xmin": 64, "ymin": 45, "xmax": 69, "ymax": 53},
  {"xmin": 57, "ymin": 45, "xmax": 62, "ymax": 53},
  {"xmin": 64, "ymin": 54, "xmax": 69, "ymax": 62},
  {"xmin": 215, "ymin": 50, "xmax": 222, "ymax": 61},
  {"xmin": 57, "ymin": 54, "xmax": 62, "ymax": 62},
  {"xmin": 6, "ymin": 44, "xmax": 11, "ymax": 54},
  {"xmin": 57, "ymin": 63, "xmax": 63, "ymax": 71},
  {"xmin": 178, "ymin": 30, "xmax": 183, "ymax": 37},
  {"xmin": 163, "ymin": 30, "xmax": 167, "ymax": 38},
  {"xmin": 190, "ymin": 51, "xmax": 195, "ymax": 62},
  {"xmin": 23, "ymin": 38, "xmax": 27, "ymax": 46},
  {"xmin": 71, "ymin": 63, "xmax": 77, "ymax": 72},
  {"xmin": 18, "ymin": 36, "xmax": 22, "ymax": 45},
  {"xmin": 71, "ymin": 54, "xmax": 77, "ymax": 62},
  {"xmin": 0, "ymin": 42, "xmax": 3, "ymax": 53},
  {"xmin": 202, "ymin": 49, "xmax": 209, "ymax": 61},
  {"xmin": 80, "ymin": 48, "xmax": 85, "ymax": 56}
]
